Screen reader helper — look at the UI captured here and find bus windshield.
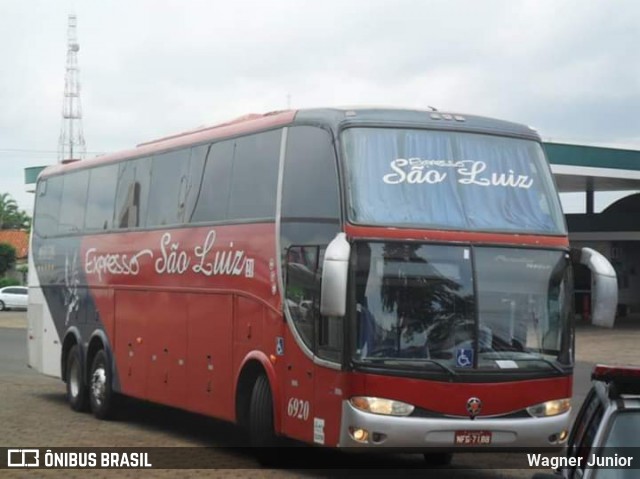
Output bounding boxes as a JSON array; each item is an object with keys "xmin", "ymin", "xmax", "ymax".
[
  {"xmin": 353, "ymin": 242, "xmax": 572, "ymax": 373},
  {"xmin": 342, "ymin": 128, "xmax": 566, "ymax": 234}
]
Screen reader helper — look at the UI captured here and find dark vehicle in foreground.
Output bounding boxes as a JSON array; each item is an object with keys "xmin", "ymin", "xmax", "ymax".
[{"xmin": 534, "ymin": 365, "xmax": 640, "ymax": 479}]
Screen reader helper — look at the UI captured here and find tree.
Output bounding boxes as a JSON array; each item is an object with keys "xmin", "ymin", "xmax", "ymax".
[
  {"xmin": 0, "ymin": 193, "xmax": 31, "ymax": 230},
  {"xmin": 0, "ymin": 193, "xmax": 18, "ymax": 229},
  {"xmin": 10, "ymin": 209, "xmax": 31, "ymax": 230},
  {"xmin": 0, "ymin": 242, "xmax": 16, "ymax": 277}
]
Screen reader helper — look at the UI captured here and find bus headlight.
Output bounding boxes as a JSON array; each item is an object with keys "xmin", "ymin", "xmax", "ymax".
[
  {"xmin": 527, "ymin": 398, "xmax": 571, "ymax": 417},
  {"xmin": 350, "ymin": 396, "xmax": 415, "ymax": 416}
]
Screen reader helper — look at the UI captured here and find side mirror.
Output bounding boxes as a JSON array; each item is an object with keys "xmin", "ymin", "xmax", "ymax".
[
  {"xmin": 320, "ymin": 233, "xmax": 350, "ymax": 317},
  {"xmin": 572, "ymin": 247, "xmax": 618, "ymax": 328}
]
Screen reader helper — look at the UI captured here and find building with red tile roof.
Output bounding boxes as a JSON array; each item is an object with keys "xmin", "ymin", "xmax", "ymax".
[{"xmin": 0, "ymin": 230, "xmax": 29, "ymax": 259}]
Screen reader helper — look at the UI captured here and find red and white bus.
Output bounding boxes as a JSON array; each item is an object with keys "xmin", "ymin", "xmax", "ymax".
[{"xmin": 27, "ymin": 107, "xmax": 616, "ymax": 459}]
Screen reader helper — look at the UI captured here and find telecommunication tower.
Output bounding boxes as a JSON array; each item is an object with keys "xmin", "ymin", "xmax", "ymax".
[{"xmin": 58, "ymin": 14, "xmax": 86, "ymax": 163}]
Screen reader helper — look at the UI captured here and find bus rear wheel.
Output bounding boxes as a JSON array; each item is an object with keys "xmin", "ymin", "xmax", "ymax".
[
  {"xmin": 89, "ymin": 349, "xmax": 114, "ymax": 420},
  {"xmin": 66, "ymin": 345, "xmax": 88, "ymax": 412}
]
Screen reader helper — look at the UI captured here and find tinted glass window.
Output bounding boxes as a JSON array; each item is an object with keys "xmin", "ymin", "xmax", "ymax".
[
  {"xmin": 147, "ymin": 149, "xmax": 190, "ymax": 227},
  {"xmin": 286, "ymin": 245, "xmax": 318, "ymax": 350},
  {"xmin": 353, "ymin": 242, "xmax": 474, "ymax": 367},
  {"xmin": 227, "ymin": 130, "xmax": 281, "ymax": 220},
  {"xmin": 191, "ymin": 141, "xmax": 233, "ymax": 223},
  {"xmin": 474, "ymin": 247, "xmax": 570, "ymax": 363},
  {"xmin": 59, "ymin": 169, "xmax": 90, "ymax": 234},
  {"xmin": 282, "ymin": 126, "xmax": 340, "ymax": 219},
  {"xmin": 114, "ymin": 157, "xmax": 152, "ymax": 228},
  {"xmin": 182, "ymin": 145, "xmax": 208, "ymax": 222},
  {"xmin": 35, "ymin": 176, "xmax": 64, "ymax": 237},
  {"xmin": 115, "ymin": 161, "xmax": 135, "ymax": 228},
  {"xmin": 601, "ymin": 411, "xmax": 640, "ymax": 448},
  {"xmin": 135, "ymin": 157, "xmax": 152, "ymax": 227},
  {"xmin": 85, "ymin": 165, "xmax": 118, "ymax": 231},
  {"xmin": 58, "ymin": 170, "xmax": 89, "ymax": 234}
]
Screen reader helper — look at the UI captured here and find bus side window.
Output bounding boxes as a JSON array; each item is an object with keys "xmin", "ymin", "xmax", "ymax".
[
  {"xmin": 285, "ymin": 245, "xmax": 343, "ymax": 363},
  {"xmin": 115, "ymin": 157, "xmax": 152, "ymax": 229},
  {"xmin": 147, "ymin": 148, "xmax": 191, "ymax": 227},
  {"xmin": 191, "ymin": 140, "xmax": 234, "ymax": 224},
  {"xmin": 227, "ymin": 130, "xmax": 281, "ymax": 221},
  {"xmin": 285, "ymin": 245, "xmax": 319, "ymax": 351},
  {"xmin": 180, "ymin": 144, "xmax": 208, "ymax": 223},
  {"xmin": 282, "ymin": 126, "xmax": 340, "ymax": 220},
  {"xmin": 34, "ymin": 176, "xmax": 64, "ymax": 237},
  {"xmin": 85, "ymin": 165, "xmax": 118, "ymax": 231},
  {"xmin": 59, "ymin": 169, "xmax": 90, "ymax": 234}
]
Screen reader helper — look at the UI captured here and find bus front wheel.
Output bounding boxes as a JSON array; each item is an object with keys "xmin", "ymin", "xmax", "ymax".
[
  {"xmin": 89, "ymin": 349, "xmax": 114, "ymax": 419},
  {"xmin": 66, "ymin": 345, "xmax": 88, "ymax": 412},
  {"xmin": 249, "ymin": 374, "xmax": 278, "ymax": 462}
]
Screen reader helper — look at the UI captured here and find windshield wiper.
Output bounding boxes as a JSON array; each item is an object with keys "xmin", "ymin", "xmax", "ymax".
[
  {"xmin": 361, "ymin": 358, "xmax": 457, "ymax": 378},
  {"xmin": 423, "ymin": 359, "xmax": 457, "ymax": 378}
]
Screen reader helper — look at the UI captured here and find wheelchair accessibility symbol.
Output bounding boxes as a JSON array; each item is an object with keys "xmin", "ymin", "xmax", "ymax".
[{"xmin": 456, "ymin": 348, "xmax": 474, "ymax": 368}]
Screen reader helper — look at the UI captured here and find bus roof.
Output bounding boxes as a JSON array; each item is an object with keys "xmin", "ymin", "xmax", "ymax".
[
  {"xmin": 40, "ymin": 107, "xmax": 540, "ymax": 178},
  {"xmin": 295, "ymin": 107, "xmax": 540, "ymax": 140}
]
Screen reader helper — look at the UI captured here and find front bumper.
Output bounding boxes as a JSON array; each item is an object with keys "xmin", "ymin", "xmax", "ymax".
[{"xmin": 338, "ymin": 400, "xmax": 570, "ymax": 450}]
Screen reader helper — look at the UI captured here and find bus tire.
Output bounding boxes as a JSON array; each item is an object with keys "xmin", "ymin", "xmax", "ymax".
[
  {"xmin": 66, "ymin": 345, "xmax": 89, "ymax": 412},
  {"xmin": 89, "ymin": 349, "xmax": 114, "ymax": 420},
  {"xmin": 249, "ymin": 374, "xmax": 278, "ymax": 463},
  {"xmin": 423, "ymin": 452, "xmax": 453, "ymax": 466}
]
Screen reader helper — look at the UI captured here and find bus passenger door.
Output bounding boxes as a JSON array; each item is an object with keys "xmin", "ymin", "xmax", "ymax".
[
  {"xmin": 281, "ymin": 245, "xmax": 317, "ymax": 443},
  {"xmin": 282, "ymin": 329, "xmax": 315, "ymax": 443},
  {"xmin": 313, "ymin": 314, "xmax": 345, "ymax": 448}
]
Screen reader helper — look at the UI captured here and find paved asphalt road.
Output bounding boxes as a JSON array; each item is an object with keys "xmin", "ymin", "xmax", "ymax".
[
  {"xmin": 1, "ymin": 311, "xmax": 637, "ymax": 478},
  {"xmin": 0, "ymin": 326, "xmax": 31, "ymax": 376}
]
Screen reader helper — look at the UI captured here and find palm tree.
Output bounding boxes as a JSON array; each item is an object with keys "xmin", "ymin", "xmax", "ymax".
[{"xmin": 0, "ymin": 193, "xmax": 19, "ymax": 229}]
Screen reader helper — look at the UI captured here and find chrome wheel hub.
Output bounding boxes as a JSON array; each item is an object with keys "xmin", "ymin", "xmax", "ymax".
[
  {"xmin": 91, "ymin": 367, "xmax": 107, "ymax": 406},
  {"xmin": 69, "ymin": 360, "xmax": 80, "ymax": 398}
]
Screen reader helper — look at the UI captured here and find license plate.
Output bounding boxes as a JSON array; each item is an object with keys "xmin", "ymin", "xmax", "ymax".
[{"xmin": 454, "ymin": 430, "xmax": 492, "ymax": 445}]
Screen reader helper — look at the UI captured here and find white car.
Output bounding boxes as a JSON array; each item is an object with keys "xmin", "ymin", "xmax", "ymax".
[{"xmin": 0, "ymin": 286, "xmax": 28, "ymax": 311}]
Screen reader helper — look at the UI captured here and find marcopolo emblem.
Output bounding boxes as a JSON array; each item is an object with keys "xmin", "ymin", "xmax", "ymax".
[{"xmin": 466, "ymin": 397, "xmax": 482, "ymax": 419}]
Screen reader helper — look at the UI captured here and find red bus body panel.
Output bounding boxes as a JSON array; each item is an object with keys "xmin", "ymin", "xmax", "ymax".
[
  {"xmin": 345, "ymin": 373, "xmax": 572, "ymax": 417},
  {"xmin": 82, "ymin": 224, "xmax": 282, "ymax": 423}
]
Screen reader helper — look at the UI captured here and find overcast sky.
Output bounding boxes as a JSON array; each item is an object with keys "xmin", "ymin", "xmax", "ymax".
[{"xmin": 1, "ymin": 0, "xmax": 639, "ymax": 213}]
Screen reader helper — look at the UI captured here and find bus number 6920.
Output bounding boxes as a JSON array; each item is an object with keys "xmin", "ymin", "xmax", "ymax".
[{"xmin": 287, "ymin": 398, "xmax": 310, "ymax": 421}]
